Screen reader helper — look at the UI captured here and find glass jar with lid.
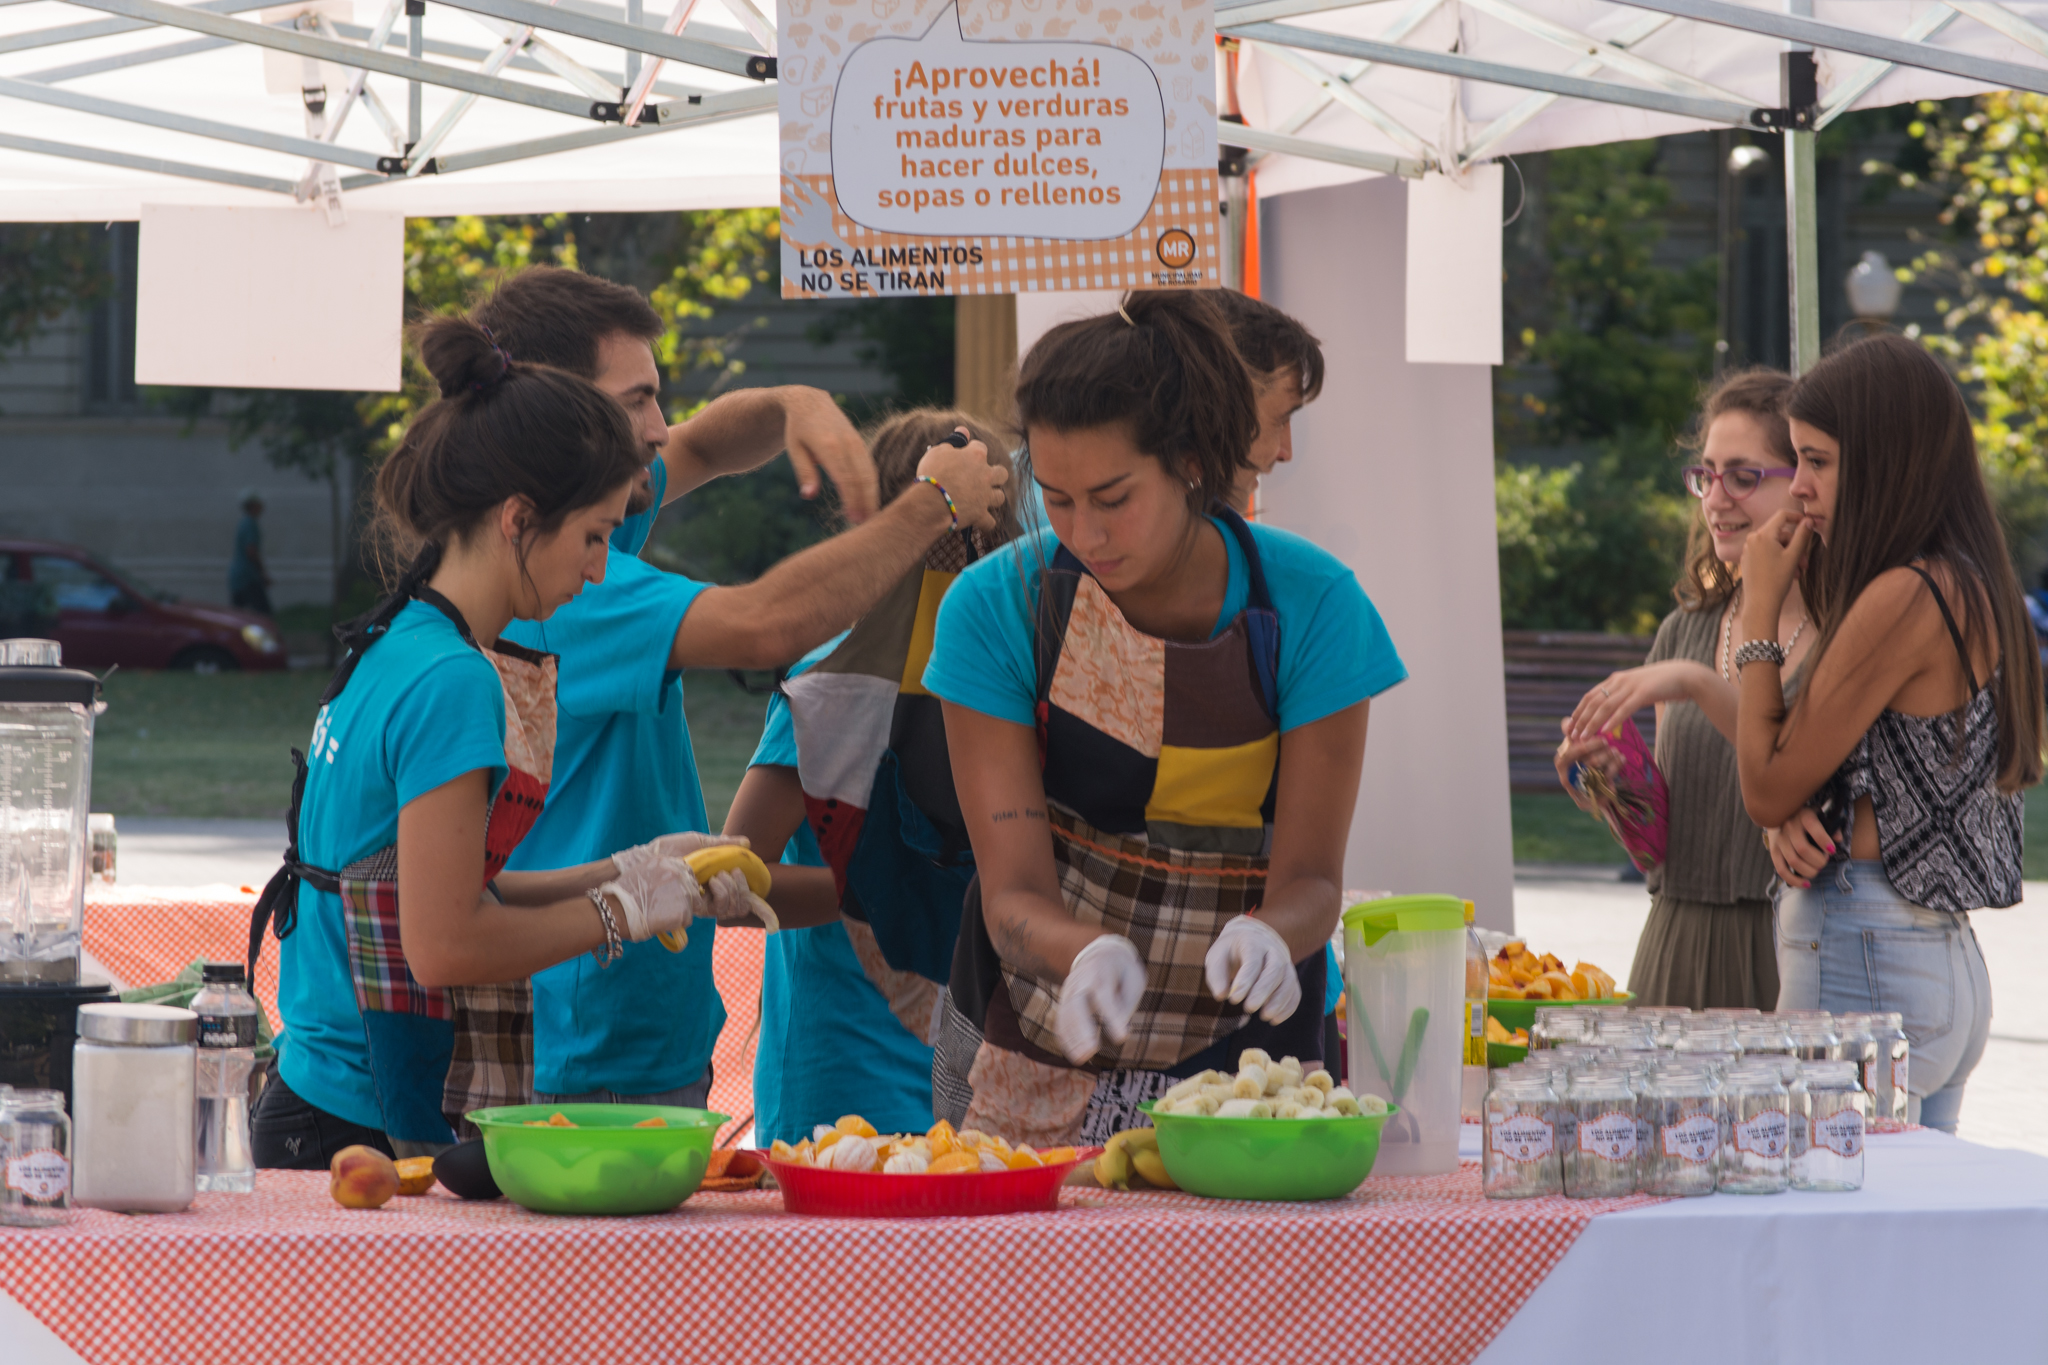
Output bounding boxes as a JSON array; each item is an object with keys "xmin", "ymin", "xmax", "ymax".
[
  {"xmin": 1592, "ymin": 1016, "xmax": 1658, "ymax": 1055},
  {"xmin": 1786, "ymin": 1015, "xmax": 1841, "ymax": 1062},
  {"xmin": 71, "ymin": 1003, "xmax": 197, "ymax": 1213},
  {"xmin": 1734, "ymin": 1017, "xmax": 1793, "ymax": 1056},
  {"xmin": 1, "ymin": 1089, "xmax": 72, "ymax": 1227},
  {"xmin": 1564, "ymin": 1069, "xmax": 1638, "ymax": 1199},
  {"xmin": 1640, "ymin": 1064, "xmax": 1720, "ymax": 1197},
  {"xmin": 1794, "ymin": 1061, "xmax": 1866, "ymax": 1191},
  {"xmin": 1719, "ymin": 1063, "xmax": 1792, "ymax": 1194},
  {"xmin": 1529, "ymin": 1011, "xmax": 1590, "ymax": 1052},
  {"xmin": 1483, "ymin": 1073, "xmax": 1563, "ymax": 1199}
]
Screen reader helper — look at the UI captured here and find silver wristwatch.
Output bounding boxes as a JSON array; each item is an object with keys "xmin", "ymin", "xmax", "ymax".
[{"xmin": 1732, "ymin": 639, "xmax": 1787, "ymax": 671}]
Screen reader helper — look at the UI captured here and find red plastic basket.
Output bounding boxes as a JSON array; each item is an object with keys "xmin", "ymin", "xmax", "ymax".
[{"xmin": 761, "ymin": 1149, "xmax": 1099, "ymax": 1218}]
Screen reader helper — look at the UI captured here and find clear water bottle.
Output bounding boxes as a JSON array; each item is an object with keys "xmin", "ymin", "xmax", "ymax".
[{"xmin": 191, "ymin": 962, "xmax": 258, "ymax": 1194}]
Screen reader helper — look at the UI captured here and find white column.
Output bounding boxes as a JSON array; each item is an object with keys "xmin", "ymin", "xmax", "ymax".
[{"xmin": 1259, "ymin": 175, "xmax": 1517, "ymax": 931}]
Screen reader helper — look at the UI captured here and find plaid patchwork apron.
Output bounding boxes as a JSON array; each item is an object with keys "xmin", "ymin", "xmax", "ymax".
[
  {"xmin": 249, "ymin": 584, "xmax": 554, "ymax": 1147},
  {"xmin": 933, "ymin": 507, "xmax": 1326, "ymax": 1144}
]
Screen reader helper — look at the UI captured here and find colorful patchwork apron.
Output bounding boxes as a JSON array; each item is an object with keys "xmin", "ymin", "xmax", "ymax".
[
  {"xmin": 249, "ymin": 584, "xmax": 555, "ymax": 1148},
  {"xmin": 933, "ymin": 507, "xmax": 1326, "ymax": 1147},
  {"xmin": 779, "ymin": 528, "xmax": 994, "ymax": 1044}
]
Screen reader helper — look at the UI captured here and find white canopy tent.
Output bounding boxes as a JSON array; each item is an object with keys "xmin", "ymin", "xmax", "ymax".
[{"xmin": 6, "ymin": 0, "xmax": 2048, "ymax": 915}]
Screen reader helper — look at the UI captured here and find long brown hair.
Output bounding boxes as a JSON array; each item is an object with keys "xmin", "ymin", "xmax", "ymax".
[
  {"xmin": 1675, "ymin": 367, "xmax": 1796, "ymax": 611},
  {"xmin": 1784, "ymin": 333, "xmax": 2044, "ymax": 791}
]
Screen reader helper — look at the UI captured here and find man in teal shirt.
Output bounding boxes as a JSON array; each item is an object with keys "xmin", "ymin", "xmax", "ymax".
[{"xmin": 478, "ymin": 268, "xmax": 1008, "ymax": 1104}]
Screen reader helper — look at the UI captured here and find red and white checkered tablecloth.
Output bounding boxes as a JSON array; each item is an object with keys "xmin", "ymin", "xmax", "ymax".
[
  {"xmin": 81, "ymin": 891, "xmax": 766, "ymax": 1144},
  {"xmin": 0, "ymin": 1167, "xmax": 1660, "ymax": 1365}
]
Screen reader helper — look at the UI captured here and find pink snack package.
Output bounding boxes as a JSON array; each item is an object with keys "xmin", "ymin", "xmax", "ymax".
[{"xmin": 1571, "ymin": 718, "xmax": 1669, "ymax": 874}]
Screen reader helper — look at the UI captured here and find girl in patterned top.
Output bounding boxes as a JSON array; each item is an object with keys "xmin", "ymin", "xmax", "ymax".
[{"xmin": 1735, "ymin": 334, "xmax": 2043, "ymax": 1132}]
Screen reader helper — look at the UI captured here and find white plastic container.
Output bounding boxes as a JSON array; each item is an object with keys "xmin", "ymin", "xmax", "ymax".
[
  {"xmin": 1343, "ymin": 894, "xmax": 1467, "ymax": 1176},
  {"xmin": 71, "ymin": 1003, "xmax": 197, "ymax": 1212}
]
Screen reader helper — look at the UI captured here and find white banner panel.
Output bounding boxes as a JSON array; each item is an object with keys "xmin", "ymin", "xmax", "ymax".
[
  {"xmin": 135, "ymin": 204, "xmax": 404, "ymax": 391},
  {"xmin": 1404, "ymin": 165, "xmax": 1504, "ymax": 367}
]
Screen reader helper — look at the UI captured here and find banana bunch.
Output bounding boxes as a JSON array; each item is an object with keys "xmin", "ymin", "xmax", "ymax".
[
  {"xmin": 1093, "ymin": 1127, "xmax": 1177, "ymax": 1191},
  {"xmin": 657, "ymin": 846, "xmax": 778, "ymax": 952}
]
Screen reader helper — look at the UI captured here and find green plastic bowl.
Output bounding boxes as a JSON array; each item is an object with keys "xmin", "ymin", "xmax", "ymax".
[
  {"xmin": 1485, "ymin": 991, "xmax": 1633, "ymax": 1034},
  {"xmin": 469, "ymin": 1104, "xmax": 726, "ymax": 1216},
  {"xmin": 1140, "ymin": 1100, "xmax": 1393, "ymax": 1201}
]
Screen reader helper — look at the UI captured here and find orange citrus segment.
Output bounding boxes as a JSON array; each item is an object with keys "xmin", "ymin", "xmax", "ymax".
[{"xmin": 926, "ymin": 1151, "xmax": 981, "ymax": 1175}]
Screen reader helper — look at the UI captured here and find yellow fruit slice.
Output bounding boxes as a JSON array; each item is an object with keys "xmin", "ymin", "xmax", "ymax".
[
  {"xmin": 1037, "ymin": 1146, "xmax": 1078, "ymax": 1166},
  {"xmin": 926, "ymin": 1119, "xmax": 959, "ymax": 1159},
  {"xmin": 1005, "ymin": 1147, "xmax": 1044, "ymax": 1170},
  {"xmin": 926, "ymin": 1151, "xmax": 981, "ymax": 1175},
  {"xmin": 835, "ymin": 1115, "xmax": 878, "ymax": 1139},
  {"xmin": 657, "ymin": 846, "xmax": 776, "ymax": 951}
]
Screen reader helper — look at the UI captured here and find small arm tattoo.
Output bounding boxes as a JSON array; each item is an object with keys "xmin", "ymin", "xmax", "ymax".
[{"xmin": 988, "ymin": 808, "xmax": 1046, "ymax": 825}]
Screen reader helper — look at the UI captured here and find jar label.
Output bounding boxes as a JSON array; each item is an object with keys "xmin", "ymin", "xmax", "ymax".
[
  {"xmin": 1660, "ymin": 1112, "xmax": 1718, "ymax": 1164},
  {"xmin": 1493, "ymin": 1115, "xmax": 1554, "ymax": 1163},
  {"xmin": 1892, "ymin": 1055, "xmax": 1909, "ymax": 1095},
  {"xmin": 1812, "ymin": 1109, "xmax": 1864, "ymax": 1158},
  {"xmin": 5, "ymin": 1151, "xmax": 69, "ymax": 1203},
  {"xmin": 1577, "ymin": 1111, "xmax": 1637, "ymax": 1162},
  {"xmin": 1733, "ymin": 1108, "xmax": 1789, "ymax": 1158},
  {"xmin": 199, "ymin": 1012, "xmax": 258, "ymax": 1049}
]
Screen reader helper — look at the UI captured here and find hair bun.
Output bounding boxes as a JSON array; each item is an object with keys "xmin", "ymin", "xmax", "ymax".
[{"xmin": 417, "ymin": 316, "xmax": 514, "ymax": 399}]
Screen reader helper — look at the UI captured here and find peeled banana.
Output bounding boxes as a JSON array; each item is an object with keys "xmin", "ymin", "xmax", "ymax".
[{"xmin": 657, "ymin": 846, "xmax": 778, "ymax": 952}]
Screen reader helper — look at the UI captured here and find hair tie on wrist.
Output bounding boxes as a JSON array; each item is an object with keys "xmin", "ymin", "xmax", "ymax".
[{"xmin": 918, "ymin": 474, "xmax": 960, "ymax": 531}]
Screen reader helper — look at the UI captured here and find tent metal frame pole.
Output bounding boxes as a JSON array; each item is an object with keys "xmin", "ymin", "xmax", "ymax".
[
  {"xmin": 1245, "ymin": 39, "xmax": 1431, "ymax": 155},
  {"xmin": 1458, "ymin": 11, "xmax": 1672, "ymax": 165},
  {"xmin": 58, "ymin": 0, "xmax": 605, "ymax": 119},
  {"xmin": 332, "ymin": 80, "xmax": 773, "ymax": 182},
  {"xmin": 1459, "ymin": 0, "xmax": 1751, "ymax": 106},
  {"xmin": 1221, "ymin": 19, "xmax": 1765, "ymax": 126},
  {"xmin": 1228, "ymin": 122, "xmax": 1426, "ymax": 178},
  {"xmin": 623, "ymin": 0, "xmax": 642, "ymax": 87},
  {"xmin": 407, "ymin": 0, "xmax": 424, "ymax": 147},
  {"xmin": 1949, "ymin": 1, "xmax": 2048, "ymax": 60},
  {"xmin": 1814, "ymin": 5, "xmax": 1958, "ymax": 131},
  {"xmin": 1622, "ymin": 0, "xmax": 2048, "ymax": 97},
  {"xmin": 330, "ymin": 19, "xmax": 713, "ymax": 97},
  {"xmin": 1266, "ymin": 0, "xmax": 1443, "ymax": 139},
  {"xmin": 429, "ymin": 0, "xmax": 765, "ymax": 78},
  {"xmin": 21, "ymin": 36, "xmax": 230, "ymax": 83},
  {"xmin": 0, "ymin": 129, "xmax": 298, "ymax": 195},
  {"xmin": 0, "ymin": 0, "xmax": 272, "ymax": 57},
  {"xmin": 0, "ymin": 72, "xmax": 390, "ymax": 170},
  {"xmin": 1784, "ymin": 4, "xmax": 1819, "ymax": 377}
]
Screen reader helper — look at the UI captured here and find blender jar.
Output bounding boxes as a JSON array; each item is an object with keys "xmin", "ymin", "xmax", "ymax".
[{"xmin": 0, "ymin": 643, "xmax": 100, "ymax": 984}]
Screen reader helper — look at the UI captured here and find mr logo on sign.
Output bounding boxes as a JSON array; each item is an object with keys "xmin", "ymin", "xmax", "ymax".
[{"xmin": 1155, "ymin": 229, "xmax": 1196, "ymax": 270}]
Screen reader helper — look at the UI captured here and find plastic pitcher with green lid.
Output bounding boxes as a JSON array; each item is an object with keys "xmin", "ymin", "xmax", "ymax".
[{"xmin": 1341, "ymin": 894, "xmax": 1467, "ymax": 1175}]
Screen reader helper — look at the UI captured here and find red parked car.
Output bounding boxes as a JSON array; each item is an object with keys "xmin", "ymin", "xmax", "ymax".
[{"xmin": 0, "ymin": 538, "xmax": 287, "ymax": 672}]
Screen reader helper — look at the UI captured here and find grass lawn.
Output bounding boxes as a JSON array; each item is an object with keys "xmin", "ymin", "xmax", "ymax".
[
  {"xmin": 89, "ymin": 668, "xmax": 772, "ymax": 827},
  {"xmin": 91, "ymin": 671, "xmax": 2048, "ymax": 876}
]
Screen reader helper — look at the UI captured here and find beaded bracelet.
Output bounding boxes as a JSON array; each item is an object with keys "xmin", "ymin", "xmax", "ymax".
[
  {"xmin": 587, "ymin": 887, "xmax": 623, "ymax": 968},
  {"xmin": 1732, "ymin": 639, "xmax": 1787, "ymax": 672},
  {"xmin": 917, "ymin": 474, "xmax": 959, "ymax": 531}
]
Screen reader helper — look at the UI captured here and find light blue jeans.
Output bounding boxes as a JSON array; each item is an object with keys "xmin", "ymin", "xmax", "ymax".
[{"xmin": 1775, "ymin": 860, "xmax": 1992, "ymax": 1133}]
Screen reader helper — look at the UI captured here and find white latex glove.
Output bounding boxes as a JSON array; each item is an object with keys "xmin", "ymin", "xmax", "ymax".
[
  {"xmin": 1204, "ymin": 915, "xmax": 1302, "ymax": 1024},
  {"xmin": 599, "ymin": 848, "xmax": 705, "ymax": 944},
  {"xmin": 1055, "ymin": 934, "xmax": 1147, "ymax": 1063},
  {"xmin": 702, "ymin": 868, "xmax": 780, "ymax": 933}
]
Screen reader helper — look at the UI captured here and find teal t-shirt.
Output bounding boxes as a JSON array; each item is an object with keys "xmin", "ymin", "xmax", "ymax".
[
  {"xmin": 923, "ymin": 518, "xmax": 1407, "ymax": 730},
  {"xmin": 229, "ymin": 515, "xmax": 262, "ymax": 595},
  {"xmin": 500, "ymin": 460, "xmax": 726, "ymax": 1097},
  {"xmin": 279, "ymin": 599, "xmax": 508, "ymax": 1131},
  {"xmin": 748, "ymin": 636, "xmax": 938, "ymax": 1145}
]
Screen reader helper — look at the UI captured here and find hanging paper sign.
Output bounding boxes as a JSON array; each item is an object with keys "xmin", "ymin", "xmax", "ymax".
[{"xmin": 779, "ymin": 0, "xmax": 1220, "ymax": 298}]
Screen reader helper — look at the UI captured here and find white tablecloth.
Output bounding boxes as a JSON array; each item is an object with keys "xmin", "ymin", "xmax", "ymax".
[
  {"xmin": 1478, "ymin": 1128, "xmax": 2048, "ymax": 1362},
  {"xmin": 5, "ymin": 1130, "xmax": 2042, "ymax": 1364}
]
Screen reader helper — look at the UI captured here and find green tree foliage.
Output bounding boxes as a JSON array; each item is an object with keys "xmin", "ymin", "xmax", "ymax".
[
  {"xmin": 0, "ymin": 224, "xmax": 114, "ymax": 357},
  {"xmin": 1494, "ymin": 141, "xmax": 1711, "ymax": 633},
  {"xmin": 1881, "ymin": 93, "xmax": 2048, "ymax": 573}
]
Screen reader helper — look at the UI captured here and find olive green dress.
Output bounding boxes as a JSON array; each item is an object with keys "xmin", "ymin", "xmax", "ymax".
[{"xmin": 1628, "ymin": 605, "xmax": 1782, "ymax": 1010}]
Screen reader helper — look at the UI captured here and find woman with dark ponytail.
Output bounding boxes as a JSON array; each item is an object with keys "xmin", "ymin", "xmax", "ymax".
[
  {"xmin": 249, "ymin": 318, "xmax": 757, "ymax": 1167},
  {"xmin": 1736, "ymin": 334, "xmax": 2042, "ymax": 1132},
  {"xmin": 922, "ymin": 292, "xmax": 1407, "ymax": 1147}
]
